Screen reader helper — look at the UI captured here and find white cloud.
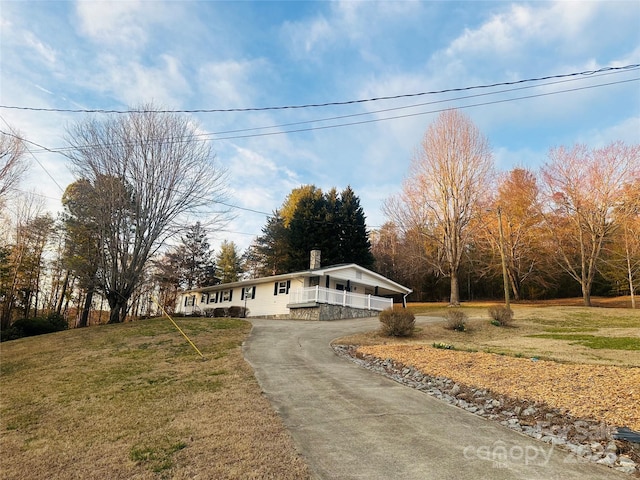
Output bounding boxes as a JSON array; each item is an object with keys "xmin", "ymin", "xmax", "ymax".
[
  {"xmin": 74, "ymin": 0, "xmax": 149, "ymax": 48},
  {"xmin": 281, "ymin": 1, "xmax": 423, "ymax": 59},
  {"xmin": 198, "ymin": 59, "xmax": 268, "ymax": 109},
  {"xmin": 23, "ymin": 31, "xmax": 57, "ymax": 65},
  {"xmin": 578, "ymin": 116, "xmax": 640, "ymax": 148},
  {"xmin": 444, "ymin": 2, "xmax": 600, "ymax": 60},
  {"xmin": 281, "ymin": 15, "xmax": 333, "ymax": 58},
  {"xmin": 78, "ymin": 53, "xmax": 191, "ymax": 107}
]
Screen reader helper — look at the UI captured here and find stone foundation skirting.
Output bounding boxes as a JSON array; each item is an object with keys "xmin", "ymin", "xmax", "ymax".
[{"xmin": 289, "ymin": 304, "xmax": 379, "ymax": 321}]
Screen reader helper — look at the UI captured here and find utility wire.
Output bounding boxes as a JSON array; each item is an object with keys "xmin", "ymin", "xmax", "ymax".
[
  {"xmin": 1, "ymin": 64, "xmax": 637, "ymax": 114},
  {"xmin": 12, "ymin": 72, "xmax": 639, "ymax": 156},
  {"xmin": 0, "ymin": 128, "xmax": 273, "ymax": 216},
  {"xmin": 192, "ymin": 77, "xmax": 640, "ymax": 142},
  {"xmin": 0, "ymin": 114, "xmax": 65, "ymax": 193},
  {"xmin": 2, "ymin": 74, "xmax": 636, "ymax": 219}
]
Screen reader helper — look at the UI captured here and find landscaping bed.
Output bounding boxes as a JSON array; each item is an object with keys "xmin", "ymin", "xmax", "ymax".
[{"xmin": 333, "ymin": 343, "xmax": 639, "ymax": 476}]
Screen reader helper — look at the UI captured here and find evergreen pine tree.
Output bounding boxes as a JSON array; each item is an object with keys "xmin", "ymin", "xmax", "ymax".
[
  {"xmin": 338, "ymin": 186, "xmax": 374, "ymax": 268},
  {"xmin": 215, "ymin": 240, "xmax": 243, "ymax": 283},
  {"xmin": 175, "ymin": 222, "xmax": 216, "ymax": 289}
]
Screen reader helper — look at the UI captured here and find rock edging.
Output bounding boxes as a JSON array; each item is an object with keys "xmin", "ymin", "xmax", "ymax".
[{"xmin": 332, "ymin": 344, "xmax": 639, "ymax": 476}]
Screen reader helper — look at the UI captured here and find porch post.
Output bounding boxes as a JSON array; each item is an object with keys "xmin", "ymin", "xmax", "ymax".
[
  {"xmin": 315, "ymin": 285, "xmax": 319, "ymax": 303},
  {"xmin": 343, "ymin": 289, "xmax": 347, "ymax": 306},
  {"xmin": 368, "ymin": 294, "xmax": 371, "ymax": 309}
]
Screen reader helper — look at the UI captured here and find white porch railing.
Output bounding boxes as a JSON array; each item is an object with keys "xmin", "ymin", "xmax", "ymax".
[{"xmin": 289, "ymin": 286, "xmax": 393, "ymax": 311}]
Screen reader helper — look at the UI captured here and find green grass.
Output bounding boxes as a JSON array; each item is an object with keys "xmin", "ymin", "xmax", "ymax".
[
  {"xmin": 529, "ymin": 333, "xmax": 640, "ymax": 350},
  {"xmin": 529, "ymin": 313, "xmax": 639, "ymax": 329},
  {"xmin": 130, "ymin": 438, "xmax": 188, "ymax": 473}
]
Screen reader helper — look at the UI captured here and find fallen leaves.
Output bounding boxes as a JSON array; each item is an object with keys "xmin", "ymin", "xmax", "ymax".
[{"xmin": 357, "ymin": 345, "xmax": 640, "ymax": 430}]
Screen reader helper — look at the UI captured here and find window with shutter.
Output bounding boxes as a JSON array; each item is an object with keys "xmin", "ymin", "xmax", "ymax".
[{"xmin": 242, "ymin": 286, "xmax": 256, "ymax": 300}]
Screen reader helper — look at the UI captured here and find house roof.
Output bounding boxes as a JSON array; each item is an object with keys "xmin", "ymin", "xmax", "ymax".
[{"xmin": 181, "ymin": 263, "xmax": 412, "ymax": 296}]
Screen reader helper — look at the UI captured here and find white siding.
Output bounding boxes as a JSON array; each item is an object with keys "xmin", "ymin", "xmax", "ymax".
[
  {"xmin": 176, "ymin": 277, "xmax": 306, "ymax": 317},
  {"xmin": 174, "ymin": 264, "xmax": 410, "ymax": 317}
]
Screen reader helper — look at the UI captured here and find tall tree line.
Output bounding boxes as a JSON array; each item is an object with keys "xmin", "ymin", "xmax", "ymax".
[
  {"xmin": 377, "ymin": 110, "xmax": 640, "ymax": 306},
  {"xmin": 2, "ymin": 109, "xmax": 639, "ymax": 334}
]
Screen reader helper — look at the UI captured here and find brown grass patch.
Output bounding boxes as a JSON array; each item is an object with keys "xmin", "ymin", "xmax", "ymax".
[
  {"xmin": 356, "ymin": 344, "xmax": 640, "ymax": 430},
  {"xmin": 0, "ymin": 317, "xmax": 309, "ymax": 480},
  {"xmin": 334, "ymin": 303, "xmax": 640, "ymax": 366}
]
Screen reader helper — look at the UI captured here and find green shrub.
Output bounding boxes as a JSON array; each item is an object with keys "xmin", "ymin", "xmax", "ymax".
[
  {"xmin": 433, "ymin": 342, "xmax": 453, "ymax": 350},
  {"xmin": 228, "ymin": 306, "xmax": 248, "ymax": 318},
  {"xmin": 445, "ymin": 309, "xmax": 467, "ymax": 331},
  {"xmin": 488, "ymin": 306, "xmax": 514, "ymax": 327},
  {"xmin": 379, "ymin": 307, "xmax": 415, "ymax": 337},
  {"xmin": 3, "ymin": 313, "xmax": 68, "ymax": 341}
]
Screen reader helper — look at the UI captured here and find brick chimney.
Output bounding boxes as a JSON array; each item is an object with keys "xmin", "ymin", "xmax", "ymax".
[{"xmin": 310, "ymin": 249, "xmax": 321, "ymax": 270}]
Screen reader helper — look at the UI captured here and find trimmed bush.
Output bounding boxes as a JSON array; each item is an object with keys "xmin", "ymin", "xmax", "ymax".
[
  {"xmin": 228, "ymin": 306, "xmax": 249, "ymax": 318},
  {"xmin": 379, "ymin": 307, "xmax": 415, "ymax": 337},
  {"xmin": 488, "ymin": 306, "xmax": 514, "ymax": 327},
  {"xmin": 445, "ymin": 309, "xmax": 467, "ymax": 331},
  {"xmin": 213, "ymin": 308, "xmax": 228, "ymax": 318}
]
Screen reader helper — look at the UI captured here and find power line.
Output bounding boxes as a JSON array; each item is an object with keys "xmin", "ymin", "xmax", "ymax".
[
  {"xmin": 0, "ymin": 127, "xmax": 273, "ymax": 216},
  {"xmin": 0, "ymin": 114, "xmax": 65, "ymax": 193},
  {"xmin": 2, "ymin": 73, "xmax": 636, "ymax": 221},
  {"xmin": 157, "ymin": 67, "xmax": 638, "ymax": 140},
  {"xmin": 195, "ymin": 77, "xmax": 640, "ymax": 142},
  {"xmin": 1, "ymin": 64, "xmax": 637, "ymax": 114},
  {"xmin": 14, "ymin": 72, "xmax": 640, "ymax": 157}
]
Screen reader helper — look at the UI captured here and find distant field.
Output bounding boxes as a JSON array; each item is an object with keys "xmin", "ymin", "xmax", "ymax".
[
  {"xmin": 336, "ymin": 298, "xmax": 640, "ymax": 366},
  {"xmin": 0, "ymin": 317, "xmax": 309, "ymax": 480}
]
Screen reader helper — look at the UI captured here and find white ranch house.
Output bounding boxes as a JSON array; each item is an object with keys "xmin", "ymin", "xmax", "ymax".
[{"xmin": 176, "ymin": 252, "xmax": 412, "ymax": 321}]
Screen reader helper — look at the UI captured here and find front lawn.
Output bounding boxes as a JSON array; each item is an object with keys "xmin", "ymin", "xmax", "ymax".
[{"xmin": 0, "ymin": 317, "xmax": 309, "ymax": 480}]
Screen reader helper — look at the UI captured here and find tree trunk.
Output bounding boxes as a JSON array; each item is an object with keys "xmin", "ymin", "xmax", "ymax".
[
  {"xmin": 77, "ymin": 288, "xmax": 94, "ymax": 328},
  {"xmin": 56, "ymin": 271, "xmax": 70, "ymax": 315},
  {"xmin": 582, "ymin": 281, "xmax": 592, "ymax": 307},
  {"xmin": 107, "ymin": 295, "xmax": 129, "ymax": 324},
  {"xmin": 450, "ymin": 272, "xmax": 460, "ymax": 306},
  {"xmin": 108, "ymin": 304, "xmax": 122, "ymax": 324},
  {"xmin": 624, "ymin": 225, "xmax": 636, "ymax": 309}
]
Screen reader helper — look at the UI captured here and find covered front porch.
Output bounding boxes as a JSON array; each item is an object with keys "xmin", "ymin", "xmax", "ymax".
[{"xmin": 287, "ymin": 286, "xmax": 393, "ymax": 312}]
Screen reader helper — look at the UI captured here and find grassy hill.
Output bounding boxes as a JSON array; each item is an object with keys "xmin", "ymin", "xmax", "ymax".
[{"xmin": 0, "ymin": 317, "xmax": 309, "ymax": 480}]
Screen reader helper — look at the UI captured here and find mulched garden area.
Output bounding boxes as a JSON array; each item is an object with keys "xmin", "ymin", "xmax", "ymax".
[{"xmin": 333, "ymin": 344, "xmax": 640, "ymax": 476}]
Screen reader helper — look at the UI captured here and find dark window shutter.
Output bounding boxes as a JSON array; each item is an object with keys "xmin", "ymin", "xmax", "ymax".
[
  {"xmin": 229, "ymin": 289, "xmax": 233, "ymax": 301},
  {"xmin": 252, "ymin": 286, "xmax": 256, "ymax": 298},
  {"xmin": 184, "ymin": 296, "xmax": 188, "ymax": 307},
  {"xmin": 286, "ymin": 280, "xmax": 290, "ymax": 294},
  {"xmin": 241, "ymin": 288, "xmax": 245, "ymax": 300},
  {"xmin": 274, "ymin": 282, "xmax": 278, "ymax": 295}
]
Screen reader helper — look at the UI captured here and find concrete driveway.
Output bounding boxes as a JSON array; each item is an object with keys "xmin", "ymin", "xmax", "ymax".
[{"xmin": 243, "ymin": 317, "xmax": 625, "ymax": 480}]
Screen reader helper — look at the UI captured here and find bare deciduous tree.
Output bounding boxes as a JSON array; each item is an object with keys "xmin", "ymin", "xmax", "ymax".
[
  {"xmin": 541, "ymin": 141, "xmax": 640, "ymax": 306},
  {"xmin": 65, "ymin": 104, "xmax": 228, "ymax": 324},
  {"xmin": 0, "ymin": 193, "xmax": 47, "ymax": 328},
  {"xmin": 384, "ymin": 110, "xmax": 494, "ymax": 305},
  {"xmin": 0, "ymin": 128, "xmax": 29, "ymax": 203}
]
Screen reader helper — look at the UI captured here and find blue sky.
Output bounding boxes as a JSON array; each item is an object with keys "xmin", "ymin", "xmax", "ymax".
[{"xmin": 1, "ymin": 1, "xmax": 639, "ymax": 251}]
